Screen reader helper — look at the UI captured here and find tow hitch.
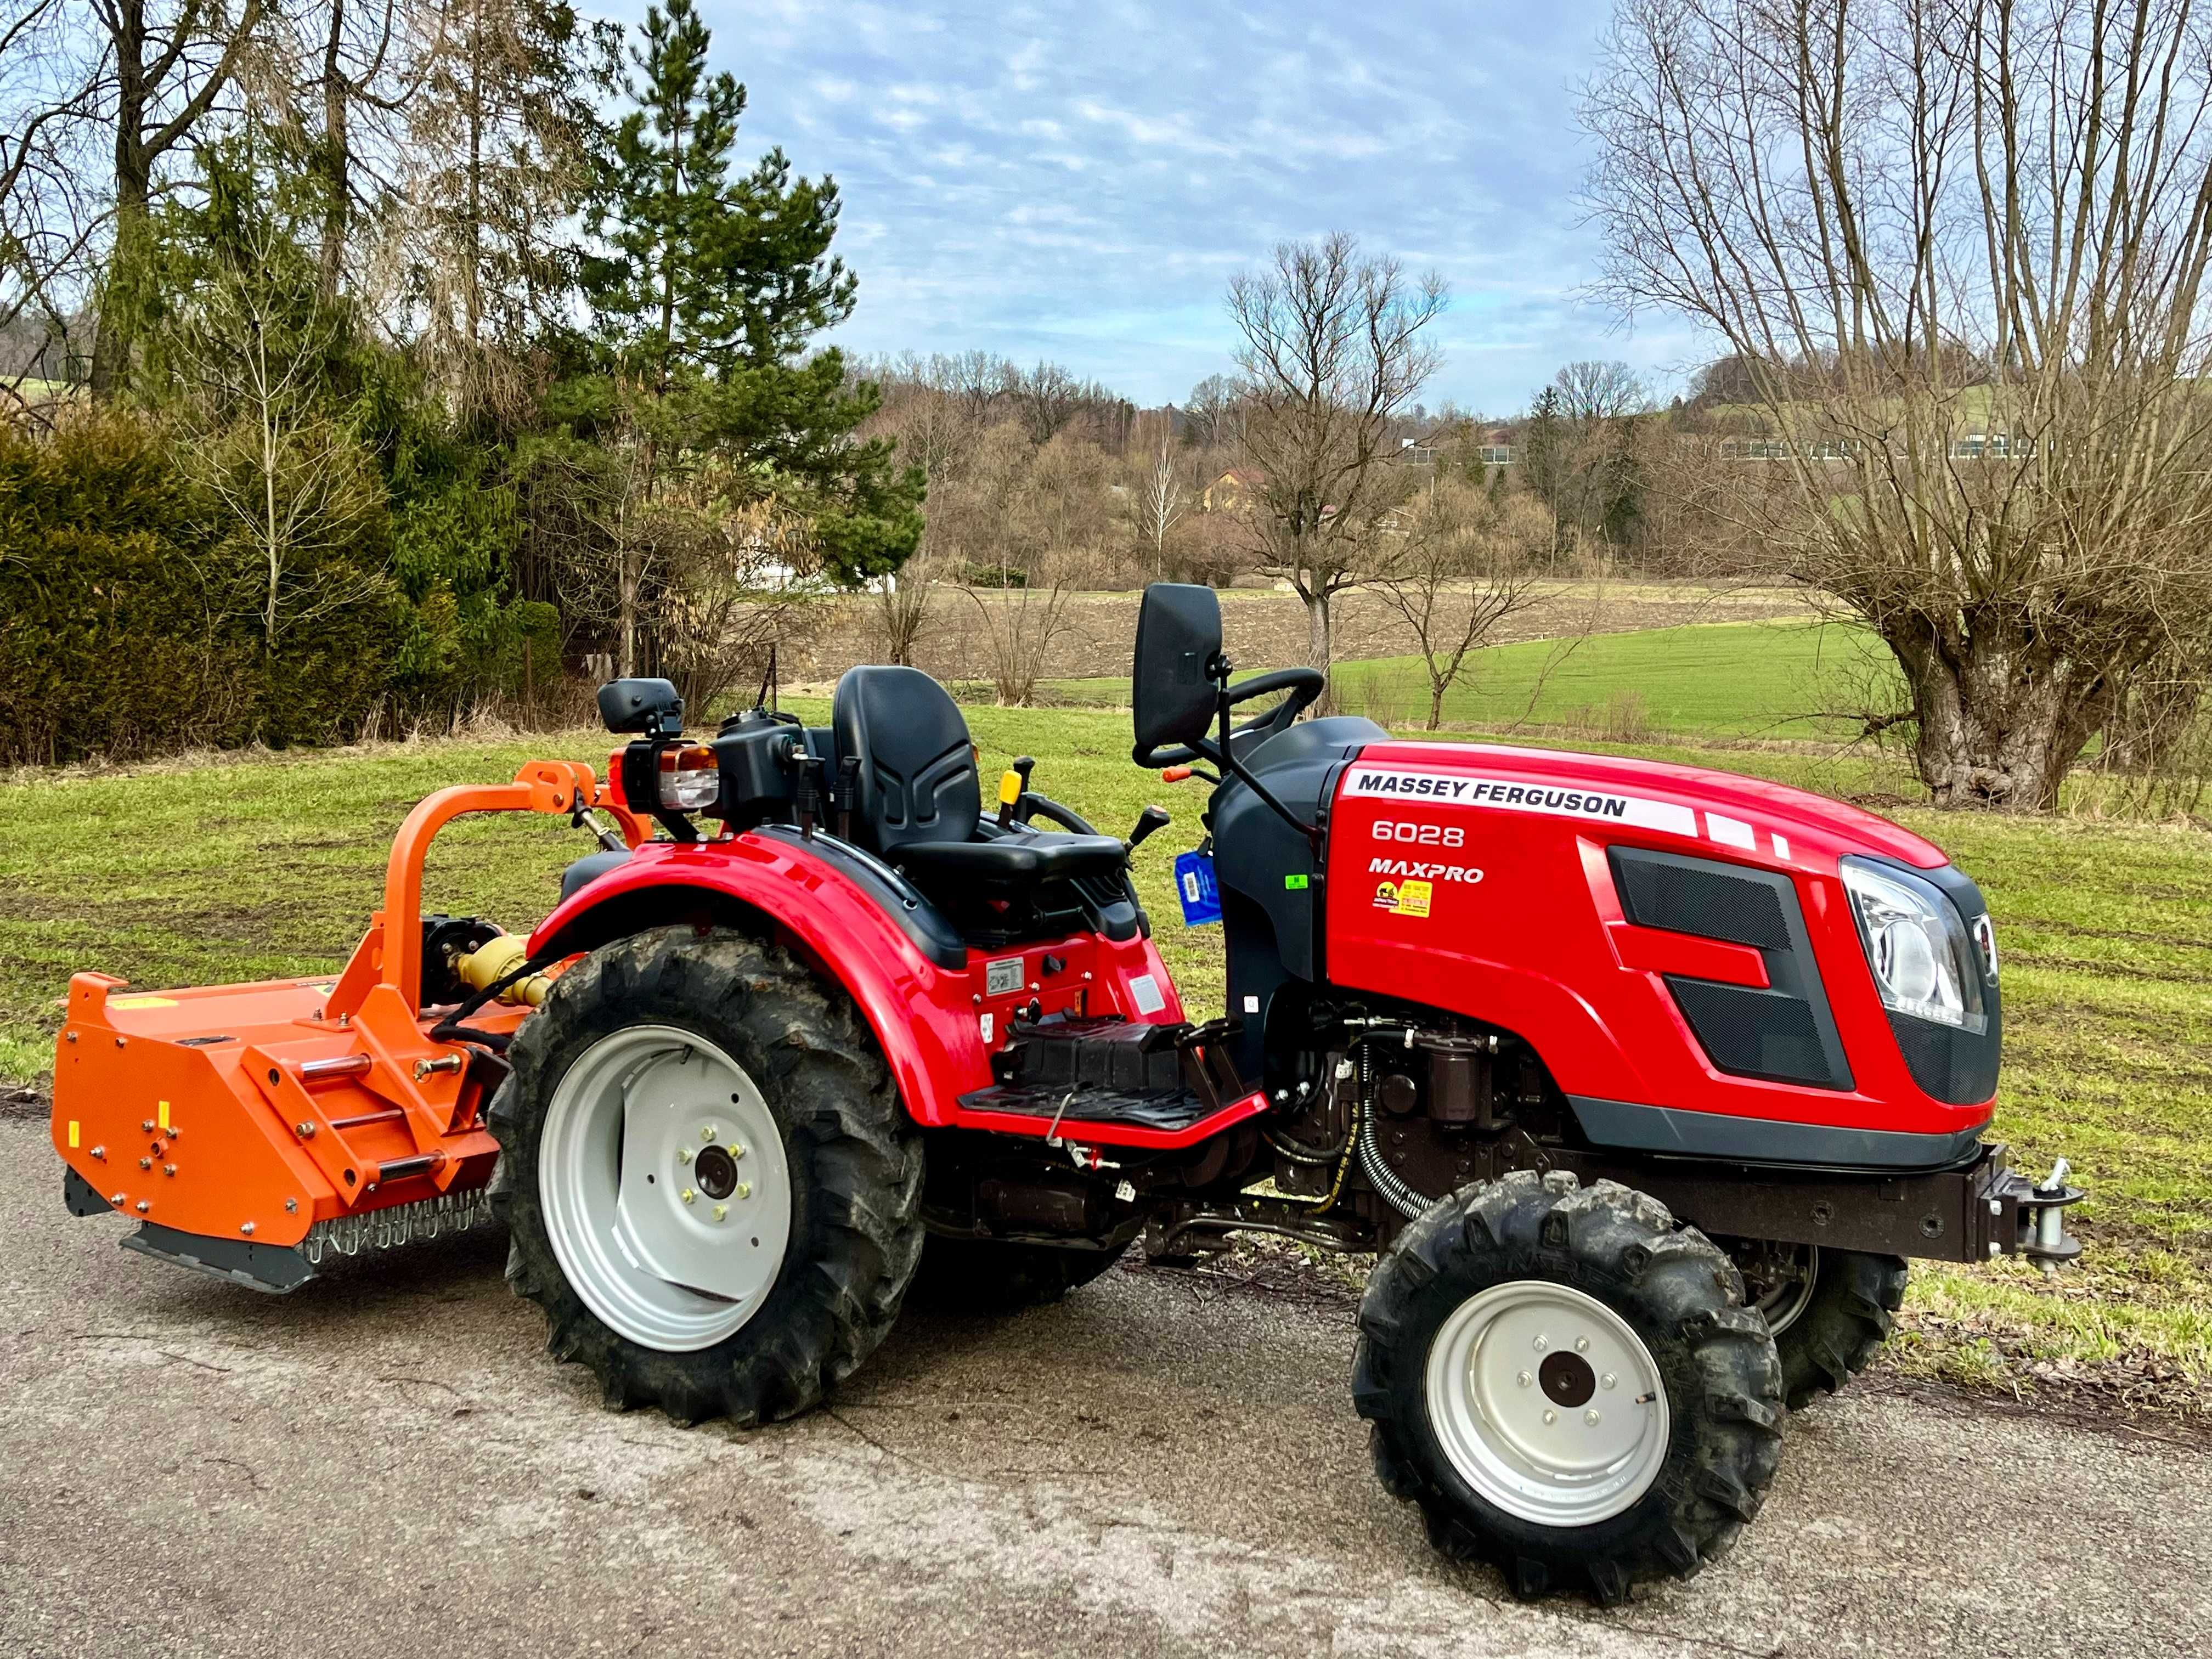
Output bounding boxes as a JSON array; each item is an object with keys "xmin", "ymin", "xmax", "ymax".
[{"xmin": 1989, "ymin": 1156, "xmax": 2087, "ymax": 1271}]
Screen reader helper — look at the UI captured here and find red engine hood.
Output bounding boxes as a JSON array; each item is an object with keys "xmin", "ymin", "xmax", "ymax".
[{"xmin": 1350, "ymin": 741, "xmax": 1946, "ymax": 870}]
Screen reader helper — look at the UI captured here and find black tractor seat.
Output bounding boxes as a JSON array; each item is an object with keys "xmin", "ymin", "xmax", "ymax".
[{"xmin": 832, "ymin": 664, "xmax": 1135, "ymax": 938}]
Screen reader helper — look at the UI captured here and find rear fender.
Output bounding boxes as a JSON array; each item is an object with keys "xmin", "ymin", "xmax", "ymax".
[{"xmin": 528, "ymin": 839, "xmax": 991, "ymax": 1124}]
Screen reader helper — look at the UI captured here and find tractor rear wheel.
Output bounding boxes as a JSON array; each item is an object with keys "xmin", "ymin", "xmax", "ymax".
[
  {"xmin": 907, "ymin": 1233, "xmax": 1130, "ymax": 1311},
  {"xmin": 1354, "ymin": 1171, "xmax": 1784, "ymax": 1605},
  {"xmin": 1733, "ymin": 1243, "xmax": 1907, "ymax": 1410},
  {"xmin": 489, "ymin": 927, "xmax": 923, "ymax": 1425}
]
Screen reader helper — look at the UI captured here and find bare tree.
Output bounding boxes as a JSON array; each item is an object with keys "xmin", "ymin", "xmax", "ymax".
[
  {"xmin": 1553, "ymin": 360, "xmax": 1649, "ymax": 424},
  {"xmin": 1224, "ymin": 233, "xmax": 1447, "ymax": 695},
  {"xmin": 864, "ymin": 383, "xmax": 981, "ymax": 662},
  {"xmin": 1585, "ymin": 0, "xmax": 2212, "ymax": 808},
  {"xmin": 1128, "ymin": 441, "xmax": 1188, "ymax": 583},
  {"xmin": 946, "ymin": 426, "xmax": 1101, "ymax": 704},
  {"xmin": 1372, "ymin": 476, "xmax": 1549, "ymax": 728},
  {"xmin": 1181, "ymin": 371, "xmax": 1241, "ymax": 449},
  {"xmin": 176, "ymin": 219, "xmax": 385, "ymax": 644},
  {"xmin": 0, "ymin": 2, "xmax": 110, "ymax": 404}
]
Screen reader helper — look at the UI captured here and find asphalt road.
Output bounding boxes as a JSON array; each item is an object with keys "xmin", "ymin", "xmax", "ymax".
[{"xmin": 2, "ymin": 1115, "xmax": 2205, "ymax": 1659}]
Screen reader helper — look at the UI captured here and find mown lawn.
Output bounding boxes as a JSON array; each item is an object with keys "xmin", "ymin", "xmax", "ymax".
[
  {"xmin": 1, "ymin": 701, "xmax": 2205, "ymax": 1416},
  {"xmin": 1049, "ymin": 618, "xmax": 1901, "ymax": 741}
]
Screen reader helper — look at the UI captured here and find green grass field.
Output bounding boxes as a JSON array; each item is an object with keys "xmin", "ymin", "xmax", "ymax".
[
  {"xmin": 1049, "ymin": 618, "xmax": 1902, "ymax": 741},
  {"xmin": 1, "ymin": 699, "xmax": 2205, "ymax": 1418}
]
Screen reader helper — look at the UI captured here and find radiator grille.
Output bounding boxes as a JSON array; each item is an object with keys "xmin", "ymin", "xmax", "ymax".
[
  {"xmin": 1611, "ymin": 850, "xmax": 1791, "ymax": 950},
  {"xmin": 1666, "ymin": 978, "xmax": 1844, "ymax": 1088}
]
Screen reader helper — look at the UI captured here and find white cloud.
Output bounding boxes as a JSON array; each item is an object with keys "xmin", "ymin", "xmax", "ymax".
[{"xmin": 687, "ymin": 0, "xmax": 1677, "ymax": 409}]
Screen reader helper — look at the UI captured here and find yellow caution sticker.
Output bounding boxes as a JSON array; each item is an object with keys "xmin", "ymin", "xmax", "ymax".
[
  {"xmin": 1372, "ymin": 879, "xmax": 1434, "ymax": 918},
  {"xmin": 110, "ymin": 996, "xmax": 178, "ymax": 1010},
  {"xmin": 157, "ymin": 1099, "xmax": 170, "ymax": 1131},
  {"xmin": 67, "ymin": 1120, "xmax": 80, "ymax": 1149}
]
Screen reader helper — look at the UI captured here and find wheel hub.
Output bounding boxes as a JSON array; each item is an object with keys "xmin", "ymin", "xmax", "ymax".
[{"xmin": 1538, "ymin": 1349, "xmax": 1597, "ymax": 1408}]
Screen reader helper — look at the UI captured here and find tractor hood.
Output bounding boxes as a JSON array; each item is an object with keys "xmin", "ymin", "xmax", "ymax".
[{"xmin": 1347, "ymin": 741, "xmax": 1947, "ymax": 871}]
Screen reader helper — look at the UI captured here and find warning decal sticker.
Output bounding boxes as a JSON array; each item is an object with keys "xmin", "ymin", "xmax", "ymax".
[
  {"xmin": 1342, "ymin": 767, "xmax": 1699, "ymax": 838},
  {"xmin": 1372, "ymin": 878, "xmax": 1433, "ymax": 918}
]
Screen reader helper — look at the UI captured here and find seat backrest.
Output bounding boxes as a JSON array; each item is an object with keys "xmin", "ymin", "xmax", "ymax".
[{"xmin": 833, "ymin": 665, "xmax": 980, "ymax": 853}]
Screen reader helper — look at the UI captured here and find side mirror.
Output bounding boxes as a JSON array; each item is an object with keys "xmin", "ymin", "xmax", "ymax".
[
  {"xmin": 1131, "ymin": 583, "xmax": 1222, "ymax": 760},
  {"xmin": 598, "ymin": 678, "xmax": 684, "ymax": 736}
]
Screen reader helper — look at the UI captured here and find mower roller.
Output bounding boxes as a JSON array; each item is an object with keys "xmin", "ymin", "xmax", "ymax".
[{"xmin": 49, "ymin": 584, "xmax": 2085, "ymax": 1604}]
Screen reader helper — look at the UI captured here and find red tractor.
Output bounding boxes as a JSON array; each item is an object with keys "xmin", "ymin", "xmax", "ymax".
[{"xmin": 49, "ymin": 584, "xmax": 2081, "ymax": 1603}]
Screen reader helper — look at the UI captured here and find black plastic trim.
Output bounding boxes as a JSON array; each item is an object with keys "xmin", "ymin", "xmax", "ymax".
[
  {"xmin": 1609, "ymin": 845, "xmax": 1853, "ymax": 1091},
  {"xmin": 1568, "ymin": 1094, "xmax": 1991, "ymax": 1171}
]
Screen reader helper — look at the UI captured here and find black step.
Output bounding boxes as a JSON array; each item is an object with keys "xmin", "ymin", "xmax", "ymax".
[
  {"xmin": 957, "ymin": 1082, "xmax": 1216, "ymax": 1136},
  {"xmin": 991, "ymin": 1016, "xmax": 1189, "ymax": 1094}
]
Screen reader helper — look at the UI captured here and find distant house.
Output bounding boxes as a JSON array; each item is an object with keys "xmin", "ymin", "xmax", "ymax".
[{"xmin": 1203, "ymin": 467, "xmax": 1264, "ymax": 511}]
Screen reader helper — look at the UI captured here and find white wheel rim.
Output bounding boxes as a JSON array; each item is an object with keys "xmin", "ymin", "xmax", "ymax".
[
  {"xmin": 1425, "ymin": 1281, "xmax": 1671, "ymax": 1527},
  {"xmin": 539, "ymin": 1024, "xmax": 794, "ymax": 1352}
]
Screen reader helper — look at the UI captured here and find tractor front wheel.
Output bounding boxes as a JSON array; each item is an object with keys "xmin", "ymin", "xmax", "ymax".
[
  {"xmin": 1355, "ymin": 1171, "xmax": 1784, "ymax": 1605},
  {"xmin": 1731, "ymin": 1242, "xmax": 1908, "ymax": 1410},
  {"xmin": 489, "ymin": 927, "xmax": 923, "ymax": 1425}
]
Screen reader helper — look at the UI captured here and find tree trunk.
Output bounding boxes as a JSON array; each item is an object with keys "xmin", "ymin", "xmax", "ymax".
[
  {"xmin": 1304, "ymin": 586, "xmax": 1333, "ymax": 716},
  {"xmin": 91, "ymin": 157, "xmax": 151, "ymax": 398},
  {"xmin": 1889, "ymin": 622, "xmax": 2114, "ymax": 811},
  {"xmin": 316, "ymin": 0, "xmax": 350, "ymax": 304},
  {"xmin": 1427, "ymin": 678, "xmax": 1445, "ymax": 730}
]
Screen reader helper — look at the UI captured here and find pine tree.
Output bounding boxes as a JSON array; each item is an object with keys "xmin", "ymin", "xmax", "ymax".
[{"xmin": 562, "ymin": 0, "xmax": 918, "ymax": 680}]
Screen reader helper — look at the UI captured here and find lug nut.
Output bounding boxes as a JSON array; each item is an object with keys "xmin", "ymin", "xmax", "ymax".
[
  {"xmin": 1575, "ymin": 1336, "xmax": 1590, "ymax": 1353},
  {"xmin": 677, "ymin": 1147, "xmax": 692, "ymax": 1164},
  {"xmin": 701, "ymin": 1126, "xmax": 717, "ymax": 1142},
  {"xmin": 731, "ymin": 1143, "xmax": 745, "ymax": 1160},
  {"xmin": 1542, "ymin": 1409, "xmax": 1557, "ymax": 1425},
  {"xmin": 681, "ymin": 1187, "xmax": 697, "ymax": 1205},
  {"xmin": 1532, "ymin": 1334, "xmax": 1549, "ymax": 1352},
  {"xmin": 1517, "ymin": 1370, "xmax": 1533, "ymax": 1388},
  {"xmin": 1585, "ymin": 1410, "xmax": 1602, "ymax": 1426},
  {"xmin": 713, "ymin": 1204, "xmax": 728, "ymax": 1222},
  {"xmin": 1601, "ymin": 1373, "xmax": 1617, "ymax": 1390},
  {"xmin": 735, "ymin": 1182, "xmax": 752, "ymax": 1200}
]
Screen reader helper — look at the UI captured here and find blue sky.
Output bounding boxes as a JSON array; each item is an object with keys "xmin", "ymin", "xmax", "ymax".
[{"xmin": 690, "ymin": 1, "xmax": 1710, "ymax": 414}]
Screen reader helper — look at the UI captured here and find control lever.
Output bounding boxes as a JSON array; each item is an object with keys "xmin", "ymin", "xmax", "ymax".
[
  {"xmin": 834, "ymin": 754, "xmax": 859, "ymax": 843},
  {"xmin": 995, "ymin": 755, "xmax": 1036, "ymax": 828},
  {"xmin": 1126, "ymin": 805, "xmax": 1171, "ymax": 851},
  {"xmin": 790, "ymin": 742, "xmax": 824, "ymax": 839}
]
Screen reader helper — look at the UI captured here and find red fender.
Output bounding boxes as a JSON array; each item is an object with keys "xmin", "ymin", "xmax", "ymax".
[{"xmin": 526, "ymin": 834, "xmax": 1190, "ymax": 1133}]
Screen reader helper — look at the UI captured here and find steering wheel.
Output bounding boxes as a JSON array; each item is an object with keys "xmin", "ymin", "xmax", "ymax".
[{"xmin": 1138, "ymin": 667, "xmax": 1328, "ymax": 770}]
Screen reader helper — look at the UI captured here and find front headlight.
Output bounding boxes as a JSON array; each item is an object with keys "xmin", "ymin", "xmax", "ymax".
[{"xmin": 1839, "ymin": 857, "xmax": 1989, "ymax": 1033}]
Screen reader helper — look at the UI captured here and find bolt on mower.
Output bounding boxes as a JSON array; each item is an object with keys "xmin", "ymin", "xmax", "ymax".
[{"xmin": 48, "ymin": 583, "xmax": 2084, "ymax": 1604}]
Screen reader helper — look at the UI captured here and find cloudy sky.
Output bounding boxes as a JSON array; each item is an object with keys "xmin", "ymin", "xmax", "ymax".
[{"xmin": 692, "ymin": 0, "xmax": 1709, "ymax": 414}]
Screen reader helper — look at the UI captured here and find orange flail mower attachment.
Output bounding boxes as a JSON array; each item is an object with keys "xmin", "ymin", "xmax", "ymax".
[{"xmin": 49, "ymin": 760, "xmax": 644, "ymax": 1270}]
